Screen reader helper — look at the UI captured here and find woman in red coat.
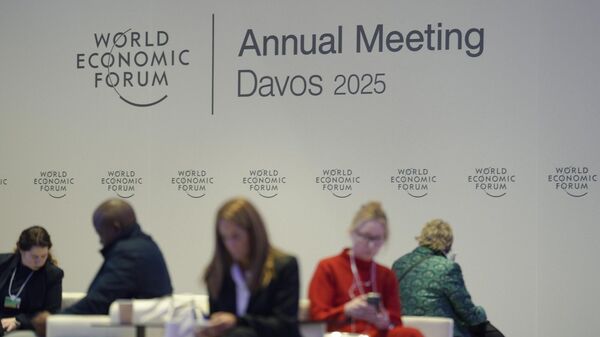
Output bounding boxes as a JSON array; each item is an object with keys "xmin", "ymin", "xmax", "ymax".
[{"xmin": 308, "ymin": 202, "xmax": 423, "ymax": 337}]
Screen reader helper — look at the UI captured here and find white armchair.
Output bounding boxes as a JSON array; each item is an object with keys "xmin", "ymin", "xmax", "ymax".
[{"xmin": 47, "ymin": 314, "xmax": 134, "ymax": 337}]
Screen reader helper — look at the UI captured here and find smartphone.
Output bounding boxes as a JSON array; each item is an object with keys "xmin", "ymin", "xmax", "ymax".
[{"xmin": 366, "ymin": 292, "xmax": 381, "ymax": 309}]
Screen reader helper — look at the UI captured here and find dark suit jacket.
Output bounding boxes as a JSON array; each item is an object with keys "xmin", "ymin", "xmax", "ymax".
[
  {"xmin": 62, "ymin": 223, "xmax": 173, "ymax": 315},
  {"xmin": 0, "ymin": 253, "xmax": 64, "ymax": 330},
  {"xmin": 209, "ymin": 254, "xmax": 302, "ymax": 337}
]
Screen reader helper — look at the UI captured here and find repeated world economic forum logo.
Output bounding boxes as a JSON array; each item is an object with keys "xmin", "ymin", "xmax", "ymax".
[
  {"xmin": 76, "ymin": 28, "xmax": 190, "ymax": 107},
  {"xmin": 315, "ymin": 169, "xmax": 360, "ymax": 198},
  {"xmin": 467, "ymin": 167, "xmax": 516, "ymax": 198},
  {"xmin": 547, "ymin": 166, "xmax": 597, "ymax": 197},
  {"xmin": 242, "ymin": 169, "xmax": 286, "ymax": 198},
  {"xmin": 100, "ymin": 170, "xmax": 142, "ymax": 198},
  {"xmin": 170, "ymin": 169, "xmax": 215, "ymax": 198},
  {"xmin": 390, "ymin": 168, "xmax": 437, "ymax": 198},
  {"xmin": 33, "ymin": 171, "xmax": 75, "ymax": 199}
]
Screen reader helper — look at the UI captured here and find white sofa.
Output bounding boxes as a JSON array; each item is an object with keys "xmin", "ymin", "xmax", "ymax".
[
  {"xmin": 49, "ymin": 293, "xmax": 324, "ymax": 337},
  {"xmin": 47, "ymin": 292, "xmax": 130, "ymax": 337},
  {"xmin": 48, "ymin": 292, "xmax": 452, "ymax": 337},
  {"xmin": 402, "ymin": 316, "xmax": 453, "ymax": 337}
]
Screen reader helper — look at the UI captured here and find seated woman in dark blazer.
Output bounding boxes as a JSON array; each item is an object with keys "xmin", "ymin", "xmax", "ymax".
[
  {"xmin": 197, "ymin": 198, "xmax": 301, "ymax": 337},
  {"xmin": 0, "ymin": 226, "xmax": 63, "ymax": 334}
]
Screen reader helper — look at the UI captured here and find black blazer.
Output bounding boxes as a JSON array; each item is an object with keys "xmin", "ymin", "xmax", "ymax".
[
  {"xmin": 0, "ymin": 253, "xmax": 64, "ymax": 330},
  {"xmin": 209, "ymin": 254, "xmax": 302, "ymax": 337}
]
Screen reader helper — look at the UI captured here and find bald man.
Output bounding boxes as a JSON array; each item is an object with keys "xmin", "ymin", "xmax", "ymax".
[
  {"xmin": 61, "ymin": 198, "xmax": 173, "ymax": 314},
  {"xmin": 32, "ymin": 199, "xmax": 174, "ymax": 336},
  {"xmin": 33, "ymin": 199, "xmax": 173, "ymax": 336}
]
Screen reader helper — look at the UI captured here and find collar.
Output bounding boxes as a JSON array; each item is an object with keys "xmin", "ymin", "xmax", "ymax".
[
  {"xmin": 16, "ymin": 256, "xmax": 37, "ymax": 273},
  {"xmin": 341, "ymin": 248, "xmax": 373, "ymax": 269},
  {"xmin": 415, "ymin": 246, "xmax": 445, "ymax": 256},
  {"xmin": 100, "ymin": 223, "xmax": 142, "ymax": 256}
]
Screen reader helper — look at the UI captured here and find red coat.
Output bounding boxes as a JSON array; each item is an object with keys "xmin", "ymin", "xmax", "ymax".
[{"xmin": 309, "ymin": 249, "xmax": 418, "ymax": 337}]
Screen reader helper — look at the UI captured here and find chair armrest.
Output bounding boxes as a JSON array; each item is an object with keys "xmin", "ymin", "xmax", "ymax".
[
  {"xmin": 402, "ymin": 316, "xmax": 454, "ymax": 337},
  {"xmin": 47, "ymin": 314, "xmax": 135, "ymax": 337},
  {"xmin": 61, "ymin": 292, "xmax": 87, "ymax": 310}
]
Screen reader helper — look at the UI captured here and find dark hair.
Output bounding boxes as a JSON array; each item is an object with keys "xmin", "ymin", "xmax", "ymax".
[
  {"xmin": 15, "ymin": 226, "xmax": 57, "ymax": 265},
  {"xmin": 93, "ymin": 198, "xmax": 137, "ymax": 229},
  {"xmin": 204, "ymin": 198, "xmax": 281, "ymax": 297}
]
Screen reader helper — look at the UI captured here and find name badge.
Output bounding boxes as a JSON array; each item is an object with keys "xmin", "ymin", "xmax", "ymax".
[{"xmin": 4, "ymin": 295, "xmax": 21, "ymax": 309}]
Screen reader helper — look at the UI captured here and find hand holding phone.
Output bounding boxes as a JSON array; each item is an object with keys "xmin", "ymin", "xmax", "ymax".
[{"xmin": 366, "ymin": 292, "xmax": 381, "ymax": 311}]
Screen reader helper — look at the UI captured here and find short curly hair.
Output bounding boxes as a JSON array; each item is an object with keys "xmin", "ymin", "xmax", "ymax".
[{"xmin": 416, "ymin": 219, "xmax": 453, "ymax": 252}]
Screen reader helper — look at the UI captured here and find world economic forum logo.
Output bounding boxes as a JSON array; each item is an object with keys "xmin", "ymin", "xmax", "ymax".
[
  {"xmin": 76, "ymin": 28, "xmax": 190, "ymax": 107},
  {"xmin": 33, "ymin": 171, "xmax": 74, "ymax": 199},
  {"xmin": 242, "ymin": 169, "xmax": 286, "ymax": 198},
  {"xmin": 171, "ymin": 169, "xmax": 215, "ymax": 199},
  {"xmin": 547, "ymin": 166, "xmax": 597, "ymax": 197},
  {"xmin": 100, "ymin": 170, "xmax": 142, "ymax": 198},
  {"xmin": 467, "ymin": 167, "xmax": 516, "ymax": 198},
  {"xmin": 390, "ymin": 168, "xmax": 437, "ymax": 198},
  {"xmin": 315, "ymin": 169, "xmax": 360, "ymax": 198}
]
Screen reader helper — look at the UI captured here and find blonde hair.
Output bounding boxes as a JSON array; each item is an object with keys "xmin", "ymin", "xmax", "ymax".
[
  {"xmin": 416, "ymin": 219, "xmax": 453, "ymax": 252},
  {"xmin": 350, "ymin": 201, "xmax": 389, "ymax": 241}
]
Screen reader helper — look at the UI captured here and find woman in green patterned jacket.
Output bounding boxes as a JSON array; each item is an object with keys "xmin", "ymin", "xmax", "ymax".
[{"xmin": 391, "ymin": 219, "xmax": 501, "ymax": 337}]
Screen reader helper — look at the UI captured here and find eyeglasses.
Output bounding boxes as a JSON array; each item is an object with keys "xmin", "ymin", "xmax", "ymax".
[{"xmin": 353, "ymin": 231, "xmax": 385, "ymax": 246}]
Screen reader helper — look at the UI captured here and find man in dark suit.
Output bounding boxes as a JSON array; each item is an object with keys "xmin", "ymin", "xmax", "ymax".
[{"xmin": 33, "ymin": 198, "xmax": 173, "ymax": 336}]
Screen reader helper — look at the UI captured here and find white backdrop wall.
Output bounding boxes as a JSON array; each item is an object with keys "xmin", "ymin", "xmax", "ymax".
[
  {"xmin": 0, "ymin": 1, "xmax": 598, "ymax": 337},
  {"xmin": 537, "ymin": 1, "xmax": 600, "ymax": 337}
]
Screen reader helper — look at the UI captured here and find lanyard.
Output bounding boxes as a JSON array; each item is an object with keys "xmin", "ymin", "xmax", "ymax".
[
  {"xmin": 348, "ymin": 251, "xmax": 378, "ymax": 334},
  {"xmin": 8, "ymin": 266, "xmax": 34, "ymax": 299},
  {"xmin": 349, "ymin": 251, "xmax": 377, "ymax": 297}
]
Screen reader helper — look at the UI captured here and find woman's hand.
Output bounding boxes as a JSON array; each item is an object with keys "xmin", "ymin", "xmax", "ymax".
[
  {"xmin": 32, "ymin": 311, "xmax": 50, "ymax": 337},
  {"xmin": 195, "ymin": 312, "xmax": 237, "ymax": 337},
  {"xmin": 344, "ymin": 296, "xmax": 391, "ymax": 328},
  {"xmin": 373, "ymin": 309, "xmax": 390, "ymax": 330},
  {"xmin": 344, "ymin": 295, "xmax": 378, "ymax": 322},
  {"xmin": 1, "ymin": 317, "xmax": 19, "ymax": 333}
]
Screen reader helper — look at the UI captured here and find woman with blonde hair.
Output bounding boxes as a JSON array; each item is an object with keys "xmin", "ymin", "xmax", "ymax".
[
  {"xmin": 198, "ymin": 198, "xmax": 301, "ymax": 337},
  {"xmin": 392, "ymin": 219, "xmax": 504, "ymax": 337},
  {"xmin": 308, "ymin": 202, "xmax": 423, "ymax": 337}
]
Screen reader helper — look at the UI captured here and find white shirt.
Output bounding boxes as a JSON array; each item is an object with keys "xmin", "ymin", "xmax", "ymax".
[{"xmin": 230, "ymin": 263, "xmax": 250, "ymax": 316}]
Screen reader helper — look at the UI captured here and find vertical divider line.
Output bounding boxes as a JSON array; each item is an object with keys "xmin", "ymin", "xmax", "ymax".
[{"xmin": 211, "ymin": 13, "xmax": 215, "ymax": 115}]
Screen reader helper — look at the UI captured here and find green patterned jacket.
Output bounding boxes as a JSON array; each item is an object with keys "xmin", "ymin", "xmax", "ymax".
[{"xmin": 392, "ymin": 246, "xmax": 487, "ymax": 337}]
